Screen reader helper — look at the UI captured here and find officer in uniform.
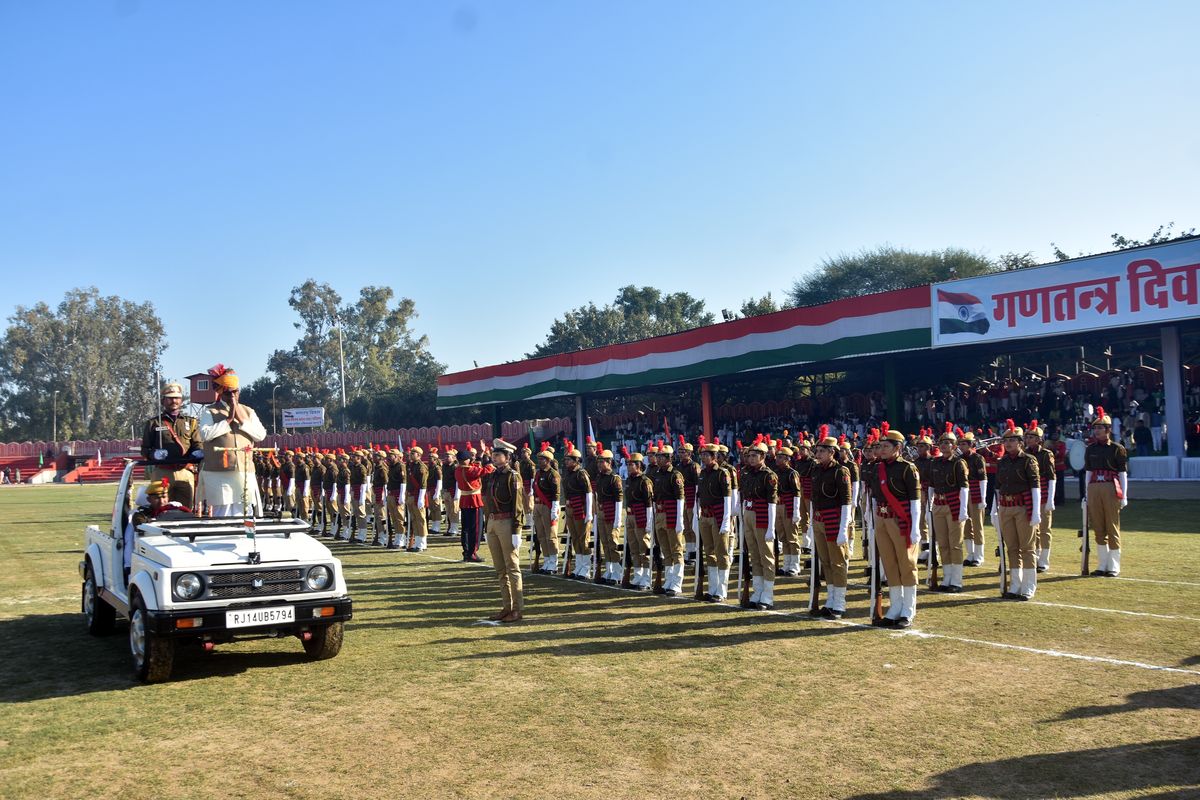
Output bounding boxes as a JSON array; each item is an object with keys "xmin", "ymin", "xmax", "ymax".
[
  {"xmin": 837, "ymin": 436, "xmax": 862, "ymax": 558},
  {"xmin": 405, "ymin": 443, "xmax": 429, "ymax": 551},
  {"xmin": 927, "ymin": 426, "xmax": 969, "ymax": 592},
  {"xmin": 441, "ymin": 447, "xmax": 460, "ymax": 536},
  {"xmin": 867, "ymin": 423, "xmax": 921, "ymax": 627},
  {"xmin": 369, "ymin": 448, "xmax": 389, "ymax": 545},
  {"xmin": 561, "ymin": 445, "xmax": 594, "ymax": 578},
  {"xmin": 292, "ymin": 450, "xmax": 309, "ymax": 520},
  {"xmin": 791, "ymin": 439, "xmax": 814, "ymax": 553},
  {"xmin": 593, "ymin": 448, "xmax": 624, "ymax": 585},
  {"xmin": 811, "ymin": 431, "xmax": 852, "ymax": 617},
  {"xmin": 531, "ymin": 443, "xmax": 561, "ymax": 574},
  {"xmin": 517, "ymin": 444, "xmax": 536, "ymax": 532},
  {"xmin": 455, "ymin": 445, "xmax": 491, "ymax": 561},
  {"xmin": 1084, "ymin": 406, "xmax": 1128, "ymax": 577},
  {"xmin": 773, "ymin": 447, "xmax": 802, "ymax": 576},
  {"xmin": 140, "ymin": 381, "xmax": 203, "ymax": 507},
  {"xmin": 426, "ymin": 446, "xmax": 444, "ymax": 533},
  {"xmin": 308, "ymin": 450, "xmax": 325, "ymax": 528},
  {"xmin": 912, "ymin": 431, "xmax": 935, "ymax": 564},
  {"xmin": 992, "ymin": 421, "xmax": 1041, "ymax": 599},
  {"xmin": 695, "ymin": 442, "xmax": 731, "ymax": 600},
  {"xmin": 483, "ymin": 440, "xmax": 524, "ymax": 623},
  {"xmin": 322, "ymin": 452, "xmax": 339, "ymax": 536},
  {"xmin": 1024, "ymin": 420, "xmax": 1057, "ymax": 572},
  {"xmin": 623, "ymin": 450, "xmax": 654, "ymax": 590},
  {"xmin": 651, "ymin": 444, "xmax": 686, "ymax": 595},
  {"xmin": 676, "ymin": 442, "xmax": 701, "ymax": 565},
  {"xmin": 957, "ymin": 432, "xmax": 989, "ymax": 568},
  {"xmin": 740, "ymin": 438, "xmax": 779, "ymax": 610}
]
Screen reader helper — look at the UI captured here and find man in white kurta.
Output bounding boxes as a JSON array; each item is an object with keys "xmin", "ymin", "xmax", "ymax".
[{"xmin": 197, "ymin": 366, "xmax": 268, "ymax": 517}]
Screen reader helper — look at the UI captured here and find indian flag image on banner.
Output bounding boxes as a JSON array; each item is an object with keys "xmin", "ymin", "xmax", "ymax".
[{"xmin": 937, "ymin": 289, "xmax": 989, "ymax": 335}]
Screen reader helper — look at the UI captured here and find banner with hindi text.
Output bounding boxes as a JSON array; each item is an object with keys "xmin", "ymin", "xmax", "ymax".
[{"xmin": 930, "ymin": 238, "xmax": 1200, "ymax": 348}]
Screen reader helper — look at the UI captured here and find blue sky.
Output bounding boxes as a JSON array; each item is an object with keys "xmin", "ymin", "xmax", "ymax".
[{"xmin": 2, "ymin": 0, "xmax": 1197, "ymax": 386}]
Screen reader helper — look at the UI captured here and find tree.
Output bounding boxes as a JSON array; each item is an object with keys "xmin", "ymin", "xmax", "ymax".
[
  {"xmin": 262, "ymin": 281, "xmax": 444, "ymax": 430},
  {"xmin": 737, "ymin": 293, "xmax": 779, "ymax": 318},
  {"xmin": 1052, "ymin": 223, "xmax": 1195, "ymax": 261},
  {"xmin": 528, "ymin": 285, "xmax": 715, "ymax": 358},
  {"xmin": 0, "ymin": 287, "xmax": 165, "ymax": 441},
  {"xmin": 786, "ymin": 246, "xmax": 997, "ymax": 307}
]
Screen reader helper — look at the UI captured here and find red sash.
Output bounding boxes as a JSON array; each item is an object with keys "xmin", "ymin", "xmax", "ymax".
[
  {"xmin": 568, "ymin": 494, "xmax": 586, "ymax": 521},
  {"xmin": 933, "ymin": 491, "xmax": 962, "ymax": 518},
  {"xmin": 532, "ymin": 475, "xmax": 553, "ymax": 507},
  {"xmin": 684, "ymin": 485, "xmax": 697, "ymax": 506},
  {"xmin": 629, "ymin": 502, "xmax": 649, "ymax": 528},
  {"xmin": 968, "ymin": 480, "xmax": 983, "ymax": 505},
  {"xmin": 655, "ymin": 500, "xmax": 679, "ymax": 528},
  {"xmin": 876, "ymin": 461, "xmax": 912, "ymax": 535},
  {"xmin": 600, "ymin": 499, "xmax": 616, "ymax": 523},
  {"xmin": 816, "ymin": 506, "xmax": 841, "ymax": 540},
  {"xmin": 1090, "ymin": 469, "xmax": 1124, "ymax": 499}
]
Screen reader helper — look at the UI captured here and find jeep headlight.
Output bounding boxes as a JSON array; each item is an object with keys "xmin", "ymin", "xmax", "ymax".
[
  {"xmin": 306, "ymin": 565, "xmax": 333, "ymax": 591},
  {"xmin": 174, "ymin": 572, "xmax": 204, "ymax": 600}
]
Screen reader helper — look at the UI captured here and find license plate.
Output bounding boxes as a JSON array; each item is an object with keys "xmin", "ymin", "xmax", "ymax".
[{"xmin": 226, "ymin": 605, "xmax": 295, "ymax": 629}]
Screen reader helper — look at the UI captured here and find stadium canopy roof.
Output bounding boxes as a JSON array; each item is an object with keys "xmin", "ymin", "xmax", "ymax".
[{"xmin": 437, "ymin": 286, "xmax": 930, "ymax": 409}]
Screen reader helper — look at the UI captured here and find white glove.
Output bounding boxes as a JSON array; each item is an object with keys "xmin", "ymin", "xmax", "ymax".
[
  {"xmin": 908, "ymin": 499, "xmax": 921, "ymax": 546},
  {"xmin": 647, "ymin": 509, "xmax": 655, "ymax": 530},
  {"xmin": 1119, "ymin": 473, "xmax": 1129, "ymax": 508},
  {"xmin": 674, "ymin": 499, "xmax": 684, "ymax": 534},
  {"xmin": 435, "ymin": 480, "xmax": 443, "ymax": 496},
  {"xmin": 765, "ymin": 502, "xmax": 777, "ymax": 541},
  {"xmin": 399, "ymin": 485, "xmax": 407, "ymax": 504},
  {"xmin": 550, "ymin": 500, "xmax": 559, "ymax": 522},
  {"xmin": 511, "ymin": 533, "xmax": 521, "ymax": 549},
  {"xmin": 719, "ymin": 496, "xmax": 731, "ymax": 534},
  {"xmin": 1030, "ymin": 487, "xmax": 1042, "ymax": 526},
  {"xmin": 454, "ymin": 485, "xmax": 461, "ymax": 502},
  {"xmin": 1045, "ymin": 479, "xmax": 1056, "ymax": 511},
  {"xmin": 957, "ymin": 487, "xmax": 969, "ymax": 522},
  {"xmin": 979, "ymin": 479, "xmax": 988, "ymax": 502},
  {"xmin": 153, "ymin": 448, "xmax": 168, "ymax": 461},
  {"xmin": 614, "ymin": 500, "xmax": 623, "ymax": 525},
  {"xmin": 791, "ymin": 496, "xmax": 800, "ymax": 526},
  {"xmin": 585, "ymin": 493, "xmax": 594, "ymax": 523},
  {"xmin": 836, "ymin": 504, "xmax": 850, "ymax": 546},
  {"xmin": 417, "ymin": 489, "xmax": 426, "ymax": 507}
]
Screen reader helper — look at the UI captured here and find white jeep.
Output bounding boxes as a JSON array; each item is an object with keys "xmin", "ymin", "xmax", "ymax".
[{"xmin": 80, "ymin": 461, "xmax": 353, "ymax": 682}]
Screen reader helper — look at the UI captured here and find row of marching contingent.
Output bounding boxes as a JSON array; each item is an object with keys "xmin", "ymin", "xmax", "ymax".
[{"xmin": 138, "ymin": 365, "xmax": 1129, "ymax": 628}]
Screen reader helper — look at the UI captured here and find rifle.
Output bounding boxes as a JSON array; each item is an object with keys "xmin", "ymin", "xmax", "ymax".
[
  {"xmin": 693, "ymin": 515, "xmax": 706, "ymax": 600},
  {"xmin": 592, "ymin": 509, "xmax": 605, "ymax": 585},
  {"xmin": 530, "ymin": 516, "xmax": 542, "ymax": 574},
  {"xmin": 738, "ymin": 509, "xmax": 751, "ymax": 608},
  {"xmin": 652, "ymin": 534, "xmax": 664, "ymax": 594},
  {"xmin": 562, "ymin": 519, "xmax": 574, "ymax": 577},
  {"xmin": 997, "ymin": 510, "xmax": 1008, "ymax": 597},
  {"xmin": 808, "ymin": 534, "xmax": 822, "ymax": 615},
  {"xmin": 621, "ymin": 516, "xmax": 633, "ymax": 588},
  {"xmin": 1080, "ymin": 496, "xmax": 1091, "ymax": 576},
  {"xmin": 927, "ymin": 504, "xmax": 939, "ymax": 590},
  {"xmin": 869, "ymin": 502, "xmax": 883, "ymax": 624}
]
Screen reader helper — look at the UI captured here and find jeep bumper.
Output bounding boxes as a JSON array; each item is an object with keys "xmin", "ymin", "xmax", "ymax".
[{"xmin": 145, "ymin": 596, "xmax": 353, "ymax": 638}]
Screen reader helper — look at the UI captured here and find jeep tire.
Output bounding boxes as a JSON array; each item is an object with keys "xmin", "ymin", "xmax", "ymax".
[
  {"xmin": 83, "ymin": 562, "xmax": 116, "ymax": 636},
  {"xmin": 130, "ymin": 594, "xmax": 175, "ymax": 682},
  {"xmin": 302, "ymin": 621, "xmax": 344, "ymax": 660}
]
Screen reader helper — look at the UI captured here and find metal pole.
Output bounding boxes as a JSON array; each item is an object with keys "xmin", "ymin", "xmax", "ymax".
[
  {"xmin": 1161, "ymin": 326, "xmax": 1185, "ymax": 459},
  {"xmin": 52, "ymin": 390, "xmax": 58, "ymax": 444},
  {"xmin": 272, "ymin": 384, "xmax": 280, "ymax": 436},
  {"xmin": 336, "ymin": 323, "xmax": 348, "ymax": 432}
]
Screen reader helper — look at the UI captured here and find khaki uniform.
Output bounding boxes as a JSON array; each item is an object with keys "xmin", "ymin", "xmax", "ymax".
[
  {"xmin": 868, "ymin": 457, "xmax": 921, "ymax": 588},
  {"xmin": 775, "ymin": 464, "xmax": 802, "ymax": 557},
  {"xmin": 652, "ymin": 464, "xmax": 686, "ymax": 566},
  {"xmin": 995, "ymin": 452, "xmax": 1040, "ymax": 571},
  {"xmin": 406, "ymin": 459, "xmax": 429, "ymax": 540},
  {"xmin": 484, "ymin": 465, "xmax": 524, "ymax": 613},
  {"xmin": 531, "ymin": 465, "xmax": 560, "ymax": 557},
  {"xmin": 594, "ymin": 469, "xmax": 624, "ymax": 567},
  {"xmin": 624, "ymin": 472, "xmax": 654, "ymax": 570},
  {"xmin": 811, "ymin": 461, "xmax": 851, "ymax": 588},
  {"xmin": 386, "ymin": 459, "xmax": 407, "ymax": 544},
  {"xmin": 1028, "ymin": 444, "xmax": 1056, "ymax": 555},
  {"xmin": 696, "ymin": 463, "xmax": 732, "ymax": 569},
  {"xmin": 963, "ymin": 450, "xmax": 988, "ymax": 549},
  {"xmin": 140, "ymin": 412, "xmax": 201, "ymax": 507},
  {"xmin": 1085, "ymin": 441, "xmax": 1127, "ymax": 550},
  {"xmin": 562, "ymin": 465, "xmax": 592, "ymax": 557},
  {"xmin": 443, "ymin": 457, "xmax": 460, "ymax": 532},
  {"xmin": 678, "ymin": 458, "xmax": 701, "ymax": 550},
  {"xmin": 926, "ymin": 454, "xmax": 969, "ymax": 568},
  {"xmin": 740, "ymin": 464, "xmax": 779, "ymax": 578}
]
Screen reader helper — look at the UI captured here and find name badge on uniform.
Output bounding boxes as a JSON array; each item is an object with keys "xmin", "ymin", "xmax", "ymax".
[{"xmin": 156, "ymin": 426, "xmax": 170, "ymax": 432}]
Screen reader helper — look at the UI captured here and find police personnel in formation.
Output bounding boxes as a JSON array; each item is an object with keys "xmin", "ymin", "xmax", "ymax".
[
  {"xmin": 992, "ymin": 420, "xmax": 1041, "ymax": 600},
  {"xmin": 1023, "ymin": 420, "xmax": 1056, "ymax": 572},
  {"xmin": 740, "ymin": 437, "xmax": 779, "ymax": 610},
  {"xmin": 695, "ymin": 441, "xmax": 732, "ymax": 601},
  {"xmin": 562, "ymin": 445, "xmax": 594, "ymax": 579},
  {"xmin": 651, "ymin": 443, "xmax": 687, "ymax": 596},
  {"xmin": 868, "ymin": 423, "xmax": 921, "ymax": 627},
  {"xmin": 1084, "ymin": 406, "xmax": 1129, "ymax": 577},
  {"xmin": 810, "ymin": 429, "xmax": 852, "ymax": 618},
  {"xmin": 957, "ymin": 431, "xmax": 989, "ymax": 568},
  {"xmin": 405, "ymin": 442, "xmax": 429, "ymax": 551},
  {"xmin": 623, "ymin": 450, "xmax": 655, "ymax": 590},
  {"xmin": 773, "ymin": 446, "xmax": 802, "ymax": 577},
  {"xmin": 927, "ymin": 425, "xmax": 968, "ymax": 593},
  {"xmin": 530, "ymin": 443, "xmax": 561, "ymax": 574},
  {"xmin": 481, "ymin": 439, "xmax": 524, "ymax": 623},
  {"xmin": 140, "ymin": 380, "xmax": 203, "ymax": 507},
  {"xmin": 593, "ymin": 448, "xmax": 625, "ymax": 585},
  {"xmin": 676, "ymin": 441, "xmax": 701, "ymax": 564}
]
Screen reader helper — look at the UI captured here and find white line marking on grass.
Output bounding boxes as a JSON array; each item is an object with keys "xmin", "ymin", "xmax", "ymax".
[
  {"xmin": 424, "ymin": 554, "xmax": 1200, "ymax": 676},
  {"xmin": 955, "ymin": 591, "xmax": 1200, "ymax": 622},
  {"xmin": 0, "ymin": 594, "xmax": 76, "ymax": 606},
  {"xmin": 1113, "ymin": 576, "xmax": 1200, "ymax": 588}
]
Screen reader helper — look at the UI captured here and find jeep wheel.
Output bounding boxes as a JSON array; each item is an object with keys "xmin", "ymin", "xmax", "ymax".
[
  {"xmin": 130, "ymin": 594, "xmax": 175, "ymax": 682},
  {"xmin": 302, "ymin": 621, "xmax": 344, "ymax": 660},
  {"xmin": 83, "ymin": 562, "xmax": 116, "ymax": 636}
]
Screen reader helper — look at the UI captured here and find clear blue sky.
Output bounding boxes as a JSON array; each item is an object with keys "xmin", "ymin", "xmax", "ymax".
[{"xmin": 2, "ymin": 1, "xmax": 1197, "ymax": 386}]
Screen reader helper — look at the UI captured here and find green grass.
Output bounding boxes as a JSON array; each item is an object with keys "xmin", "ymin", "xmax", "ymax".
[{"xmin": 1, "ymin": 484, "xmax": 1198, "ymax": 799}]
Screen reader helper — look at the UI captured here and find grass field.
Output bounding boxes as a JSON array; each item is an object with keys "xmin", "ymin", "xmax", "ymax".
[{"xmin": 1, "ymin": 484, "xmax": 1198, "ymax": 799}]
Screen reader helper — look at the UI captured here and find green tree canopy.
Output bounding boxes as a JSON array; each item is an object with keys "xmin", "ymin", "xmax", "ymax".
[
  {"xmin": 527, "ymin": 285, "xmax": 715, "ymax": 358},
  {"xmin": 786, "ymin": 246, "xmax": 998, "ymax": 308},
  {"xmin": 0, "ymin": 287, "xmax": 165, "ymax": 441},
  {"xmin": 261, "ymin": 281, "xmax": 444, "ymax": 430}
]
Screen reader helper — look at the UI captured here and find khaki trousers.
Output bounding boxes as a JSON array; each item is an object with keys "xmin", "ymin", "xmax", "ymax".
[
  {"xmin": 407, "ymin": 496, "xmax": 427, "ymax": 539},
  {"xmin": 626, "ymin": 515, "xmax": 652, "ymax": 569},
  {"xmin": 533, "ymin": 503, "xmax": 559, "ymax": 556},
  {"xmin": 386, "ymin": 493, "xmax": 405, "ymax": 534},
  {"xmin": 775, "ymin": 505, "xmax": 800, "ymax": 555},
  {"xmin": 443, "ymin": 491, "xmax": 459, "ymax": 527},
  {"xmin": 486, "ymin": 517, "xmax": 523, "ymax": 612},
  {"xmin": 932, "ymin": 503, "xmax": 965, "ymax": 566},
  {"xmin": 918, "ymin": 494, "xmax": 930, "ymax": 541},
  {"xmin": 812, "ymin": 517, "xmax": 848, "ymax": 587},
  {"xmin": 998, "ymin": 504, "xmax": 1036, "ymax": 569},
  {"xmin": 654, "ymin": 515, "xmax": 684, "ymax": 566},
  {"xmin": 428, "ymin": 493, "xmax": 442, "ymax": 526},
  {"xmin": 146, "ymin": 466, "xmax": 195, "ymax": 508},
  {"xmin": 798, "ymin": 497, "xmax": 810, "ymax": 537},
  {"xmin": 699, "ymin": 514, "xmax": 731, "ymax": 569},
  {"xmin": 875, "ymin": 515, "xmax": 917, "ymax": 587},
  {"xmin": 566, "ymin": 513, "xmax": 591, "ymax": 555},
  {"xmin": 350, "ymin": 486, "xmax": 366, "ymax": 518},
  {"xmin": 683, "ymin": 499, "xmax": 696, "ymax": 545},
  {"xmin": 741, "ymin": 509, "xmax": 775, "ymax": 578},
  {"xmin": 964, "ymin": 501, "xmax": 986, "ymax": 546},
  {"xmin": 1037, "ymin": 504, "xmax": 1053, "ymax": 552},
  {"xmin": 1087, "ymin": 482, "xmax": 1121, "ymax": 549},
  {"xmin": 323, "ymin": 493, "xmax": 337, "ymax": 524},
  {"xmin": 597, "ymin": 511, "xmax": 622, "ymax": 563}
]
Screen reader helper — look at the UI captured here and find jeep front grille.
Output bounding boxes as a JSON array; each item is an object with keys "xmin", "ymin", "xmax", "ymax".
[{"xmin": 207, "ymin": 568, "xmax": 305, "ymax": 599}]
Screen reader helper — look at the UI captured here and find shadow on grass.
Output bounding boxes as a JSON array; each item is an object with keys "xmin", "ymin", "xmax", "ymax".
[
  {"xmin": 0, "ymin": 613, "xmax": 316, "ymax": 703},
  {"xmin": 847, "ymin": 736, "xmax": 1200, "ymax": 799},
  {"xmin": 1050, "ymin": 684, "xmax": 1200, "ymax": 722}
]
